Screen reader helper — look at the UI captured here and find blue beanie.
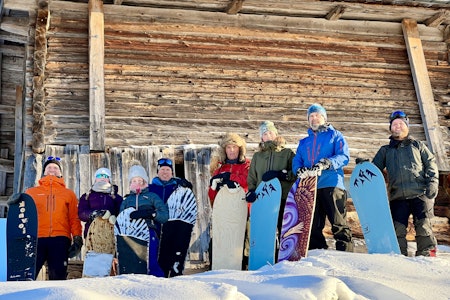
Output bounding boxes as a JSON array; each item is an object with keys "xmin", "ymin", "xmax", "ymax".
[{"xmin": 307, "ymin": 104, "xmax": 327, "ymax": 122}]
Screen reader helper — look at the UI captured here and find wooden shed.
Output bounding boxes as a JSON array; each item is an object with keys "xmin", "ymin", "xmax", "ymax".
[{"xmin": 1, "ymin": 0, "xmax": 450, "ymax": 265}]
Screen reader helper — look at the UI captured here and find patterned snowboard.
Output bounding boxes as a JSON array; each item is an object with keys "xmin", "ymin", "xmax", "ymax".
[
  {"xmin": 0, "ymin": 219, "xmax": 6, "ymax": 281},
  {"xmin": 211, "ymin": 186, "xmax": 247, "ymax": 270},
  {"xmin": 82, "ymin": 217, "xmax": 115, "ymax": 277},
  {"xmin": 350, "ymin": 161, "xmax": 400, "ymax": 254},
  {"xmin": 7, "ymin": 193, "xmax": 38, "ymax": 281},
  {"xmin": 248, "ymin": 178, "xmax": 282, "ymax": 270},
  {"xmin": 278, "ymin": 176, "xmax": 317, "ymax": 262},
  {"xmin": 114, "ymin": 207, "xmax": 149, "ymax": 274},
  {"xmin": 167, "ymin": 186, "xmax": 197, "ymax": 225}
]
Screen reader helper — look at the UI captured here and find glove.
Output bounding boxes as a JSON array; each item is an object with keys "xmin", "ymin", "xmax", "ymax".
[
  {"xmin": 309, "ymin": 158, "xmax": 332, "ymax": 176},
  {"xmin": 175, "ymin": 177, "xmax": 193, "ymax": 189},
  {"xmin": 355, "ymin": 158, "xmax": 369, "ymax": 164},
  {"xmin": 130, "ymin": 208, "xmax": 157, "ymax": 220},
  {"xmin": 210, "ymin": 178, "xmax": 223, "ymax": 191},
  {"xmin": 108, "ymin": 215, "xmax": 117, "ymax": 225},
  {"xmin": 68, "ymin": 235, "xmax": 83, "ymax": 258},
  {"xmin": 262, "ymin": 170, "xmax": 288, "ymax": 182},
  {"xmin": 425, "ymin": 183, "xmax": 438, "ymax": 199},
  {"xmin": 89, "ymin": 209, "xmax": 107, "ymax": 221},
  {"xmin": 212, "ymin": 172, "xmax": 230, "ymax": 182},
  {"xmin": 101, "ymin": 210, "xmax": 111, "ymax": 220},
  {"xmin": 245, "ymin": 190, "xmax": 257, "ymax": 203},
  {"xmin": 7, "ymin": 193, "xmax": 22, "ymax": 205},
  {"xmin": 296, "ymin": 167, "xmax": 309, "ymax": 179}
]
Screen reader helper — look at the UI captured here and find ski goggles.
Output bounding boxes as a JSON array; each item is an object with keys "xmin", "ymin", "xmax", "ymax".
[
  {"xmin": 46, "ymin": 156, "xmax": 61, "ymax": 161},
  {"xmin": 95, "ymin": 174, "xmax": 110, "ymax": 179},
  {"xmin": 158, "ymin": 158, "xmax": 173, "ymax": 166},
  {"xmin": 389, "ymin": 110, "xmax": 408, "ymax": 122}
]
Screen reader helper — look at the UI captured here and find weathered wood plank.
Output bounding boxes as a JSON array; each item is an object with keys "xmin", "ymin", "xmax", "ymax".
[
  {"xmin": 89, "ymin": 0, "xmax": 106, "ymax": 151},
  {"xmin": 402, "ymin": 18, "xmax": 450, "ymax": 171}
]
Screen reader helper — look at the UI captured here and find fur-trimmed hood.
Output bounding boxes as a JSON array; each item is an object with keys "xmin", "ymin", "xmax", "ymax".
[
  {"xmin": 210, "ymin": 133, "xmax": 247, "ymax": 175},
  {"xmin": 258, "ymin": 136, "xmax": 286, "ymax": 152}
]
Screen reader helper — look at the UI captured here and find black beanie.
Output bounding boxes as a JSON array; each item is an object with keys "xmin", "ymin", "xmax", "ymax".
[{"xmin": 43, "ymin": 157, "xmax": 62, "ymax": 172}]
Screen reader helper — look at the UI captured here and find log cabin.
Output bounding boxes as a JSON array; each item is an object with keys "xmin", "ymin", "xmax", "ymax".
[{"xmin": 1, "ymin": 0, "xmax": 449, "ymax": 269}]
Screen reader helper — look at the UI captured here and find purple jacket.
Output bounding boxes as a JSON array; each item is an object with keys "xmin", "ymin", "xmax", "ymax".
[{"xmin": 78, "ymin": 185, "xmax": 123, "ymax": 237}]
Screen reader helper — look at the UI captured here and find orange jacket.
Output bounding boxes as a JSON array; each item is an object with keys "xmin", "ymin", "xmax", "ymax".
[{"xmin": 26, "ymin": 175, "xmax": 82, "ymax": 239}]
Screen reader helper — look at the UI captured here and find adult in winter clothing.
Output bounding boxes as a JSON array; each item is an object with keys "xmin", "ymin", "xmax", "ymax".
[
  {"xmin": 247, "ymin": 121, "xmax": 296, "ymax": 237},
  {"xmin": 78, "ymin": 167, "xmax": 123, "ymax": 238},
  {"xmin": 208, "ymin": 133, "xmax": 250, "ymax": 269},
  {"xmin": 293, "ymin": 104, "xmax": 353, "ymax": 252},
  {"xmin": 149, "ymin": 158, "xmax": 196, "ymax": 278},
  {"xmin": 372, "ymin": 110, "xmax": 438, "ymax": 256},
  {"xmin": 120, "ymin": 164, "xmax": 169, "ymax": 276},
  {"xmin": 25, "ymin": 156, "xmax": 83, "ymax": 280},
  {"xmin": 209, "ymin": 132, "xmax": 251, "ymax": 206}
]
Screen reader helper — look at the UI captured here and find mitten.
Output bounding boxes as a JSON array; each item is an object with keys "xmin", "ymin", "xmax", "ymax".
[
  {"xmin": 310, "ymin": 158, "xmax": 332, "ymax": 176},
  {"xmin": 68, "ymin": 235, "xmax": 83, "ymax": 258},
  {"xmin": 89, "ymin": 209, "xmax": 107, "ymax": 221},
  {"xmin": 262, "ymin": 170, "xmax": 279, "ymax": 181},
  {"xmin": 130, "ymin": 208, "xmax": 157, "ymax": 220},
  {"xmin": 215, "ymin": 172, "xmax": 231, "ymax": 181},
  {"xmin": 425, "ymin": 183, "xmax": 439, "ymax": 199},
  {"xmin": 176, "ymin": 177, "xmax": 193, "ymax": 189},
  {"xmin": 296, "ymin": 167, "xmax": 309, "ymax": 179},
  {"xmin": 355, "ymin": 158, "xmax": 369, "ymax": 164},
  {"xmin": 101, "ymin": 210, "xmax": 111, "ymax": 220},
  {"xmin": 277, "ymin": 169, "xmax": 289, "ymax": 181},
  {"xmin": 108, "ymin": 215, "xmax": 117, "ymax": 225},
  {"xmin": 245, "ymin": 190, "xmax": 257, "ymax": 203}
]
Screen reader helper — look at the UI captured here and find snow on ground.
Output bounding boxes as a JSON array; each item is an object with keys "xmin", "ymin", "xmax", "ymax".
[{"xmin": 1, "ymin": 244, "xmax": 449, "ymax": 300}]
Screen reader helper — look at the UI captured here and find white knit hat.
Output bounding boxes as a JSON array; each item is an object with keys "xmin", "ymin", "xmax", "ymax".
[{"xmin": 128, "ymin": 165, "xmax": 149, "ymax": 184}]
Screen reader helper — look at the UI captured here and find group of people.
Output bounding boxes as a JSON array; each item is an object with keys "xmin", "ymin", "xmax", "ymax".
[
  {"xmin": 20, "ymin": 103, "xmax": 439, "ymax": 280},
  {"xmin": 24, "ymin": 157, "xmax": 194, "ymax": 280}
]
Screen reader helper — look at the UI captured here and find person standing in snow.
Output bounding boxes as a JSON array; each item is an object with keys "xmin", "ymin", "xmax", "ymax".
[
  {"xmin": 293, "ymin": 104, "xmax": 353, "ymax": 252},
  {"xmin": 208, "ymin": 133, "xmax": 250, "ymax": 269},
  {"xmin": 149, "ymin": 158, "xmax": 196, "ymax": 277},
  {"xmin": 372, "ymin": 110, "xmax": 438, "ymax": 256},
  {"xmin": 78, "ymin": 167, "xmax": 123, "ymax": 239},
  {"xmin": 25, "ymin": 156, "xmax": 83, "ymax": 280}
]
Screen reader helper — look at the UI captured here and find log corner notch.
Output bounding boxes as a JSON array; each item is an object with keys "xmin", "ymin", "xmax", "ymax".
[
  {"xmin": 89, "ymin": 0, "xmax": 105, "ymax": 151},
  {"xmin": 31, "ymin": 0, "xmax": 49, "ymax": 154},
  {"xmin": 226, "ymin": 0, "xmax": 244, "ymax": 15},
  {"xmin": 401, "ymin": 18, "xmax": 450, "ymax": 172}
]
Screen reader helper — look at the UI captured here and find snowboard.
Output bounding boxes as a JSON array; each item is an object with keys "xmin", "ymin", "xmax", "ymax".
[
  {"xmin": 349, "ymin": 161, "xmax": 400, "ymax": 254},
  {"xmin": 211, "ymin": 185, "xmax": 247, "ymax": 270},
  {"xmin": 159, "ymin": 186, "xmax": 197, "ymax": 276},
  {"xmin": 248, "ymin": 178, "xmax": 282, "ymax": 270},
  {"xmin": 6, "ymin": 193, "xmax": 38, "ymax": 281},
  {"xmin": 278, "ymin": 176, "xmax": 317, "ymax": 262},
  {"xmin": 82, "ymin": 216, "xmax": 115, "ymax": 277},
  {"xmin": 114, "ymin": 207, "xmax": 149, "ymax": 274},
  {"xmin": 0, "ymin": 219, "xmax": 6, "ymax": 281}
]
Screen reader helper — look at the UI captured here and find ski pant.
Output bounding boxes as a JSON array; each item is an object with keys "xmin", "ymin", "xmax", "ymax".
[
  {"xmin": 390, "ymin": 197, "xmax": 437, "ymax": 256},
  {"xmin": 36, "ymin": 236, "xmax": 71, "ymax": 280},
  {"xmin": 158, "ymin": 220, "xmax": 193, "ymax": 277},
  {"xmin": 309, "ymin": 187, "xmax": 353, "ymax": 252}
]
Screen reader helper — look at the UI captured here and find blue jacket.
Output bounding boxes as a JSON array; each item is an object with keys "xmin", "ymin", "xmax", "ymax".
[
  {"xmin": 149, "ymin": 177, "xmax": 179, "ymax": 204},
  {"xmin": 292, "ymin": 124, "xmax": 349, "ymax": 190}
]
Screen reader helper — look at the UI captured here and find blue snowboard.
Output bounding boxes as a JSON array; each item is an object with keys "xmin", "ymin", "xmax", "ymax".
[
  {"xmin": 248, "ymin": 178, "xmax": 282, "ymax": 270},
  {"xmin": 350, "ymin": 162, "xmax": 400, "ymax": 254},
  {"xmin": 6, "ymin": 193, "xmax": 38, "ymax": 281},
  {"xmin": 0, "ymin": 219, "xmax": 6, "ymax": 281}
]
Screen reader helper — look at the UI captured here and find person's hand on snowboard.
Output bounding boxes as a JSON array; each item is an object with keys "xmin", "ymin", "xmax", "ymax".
[
  {"xmin": 130, "ymin": 206, "xmax": 157, "ymax": 220},
  {"xmin": 68, "ymin": 235, "xmax": 83, "ymax": 258}
]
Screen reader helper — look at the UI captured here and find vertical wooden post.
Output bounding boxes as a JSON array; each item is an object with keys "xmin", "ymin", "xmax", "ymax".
[
  {"xmin": 13, "ymin": 85, "xmax": 23, "ymax": 193},
  {"xmin": 402, "ymin": 18, "xmax": 450, "ymax": 171},
  {"xmin": 89, "ymin": 0, "xmax": 105, "ymax": 151}
]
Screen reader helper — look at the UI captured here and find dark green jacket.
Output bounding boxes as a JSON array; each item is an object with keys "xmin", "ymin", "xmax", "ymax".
[
  {"xmin": 247, "ymin": 136, "xmax": 296, "ymax": 200},
  {"xmin": 372, "ymin": 136, "xmax": 439, "ymax": 201}
]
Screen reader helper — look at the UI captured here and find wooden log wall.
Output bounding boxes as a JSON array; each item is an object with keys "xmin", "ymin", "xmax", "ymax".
[{"xmin": 41, "ymin": 1, "xmax": 450, "ymax": 172}]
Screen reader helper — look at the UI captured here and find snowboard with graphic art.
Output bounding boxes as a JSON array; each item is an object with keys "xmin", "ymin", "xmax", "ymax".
[
  {"xmin": 278, "ymin": 176, "xmax": 317, "ymax": 262},
  {"xmin": 159, "ymin": 186, "xmax": 197, "ymax": 276},
  {"xmin": 349, "ymin": 161, "xmax": 400, "ymax": 254},
  {"xmin": 248, "ymin": 178, "xmax": 282, "ymax": 270},
  {"xmin": 6, "ymin": 193, "xmax": 38, "ymax": 281},
  {"xmin": 211, "ymin": 185, "xmax": 247, "ymax": 270},
  {"xmin": 82, "ymin": 216, "xmax": 115, "ymax": 277}
]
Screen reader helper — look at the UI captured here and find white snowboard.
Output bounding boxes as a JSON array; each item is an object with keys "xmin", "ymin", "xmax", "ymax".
[{"xmin": 211, "ymin": 186, "xmax": 247, "ymax": 270}]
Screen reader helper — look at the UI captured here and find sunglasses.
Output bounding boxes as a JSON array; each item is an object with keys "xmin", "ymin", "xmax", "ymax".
[
  {"xmin": 158, "ymin": 158, "xmax": 173, "ymax": 166},
  {"xmin": 96, "ymin": 174, "xmax": 110, "ymax": 179},
  {"xmin": 47, "ymin": 156, "xmax": 61, "ymax": 161},
  {"xmin": 389, "ymin": 110, "xmax": 407, "ymax": 122}
]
